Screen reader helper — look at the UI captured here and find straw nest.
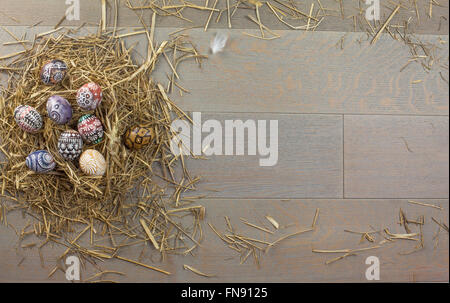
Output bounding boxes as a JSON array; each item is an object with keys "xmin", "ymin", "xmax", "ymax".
[{"xmin": 0, "ymin": 29, "xmax": 205, "ymax": 275}]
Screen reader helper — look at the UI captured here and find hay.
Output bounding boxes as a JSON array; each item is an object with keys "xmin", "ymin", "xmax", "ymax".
[{"xmin": 0, "ymin": 26, "xmax": 207, "ymax": 277}]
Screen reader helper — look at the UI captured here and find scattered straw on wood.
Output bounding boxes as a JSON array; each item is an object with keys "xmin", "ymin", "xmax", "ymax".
[
  {"xmin": 432, "ymin": 217, "xmax": 449, "ymax": 233},
  {"xmin": 121, "ymin": 0, "xmax": 448, "ymax": 82},
  {"xmin": 408, "ymin": 200, "xmax": 443, "ymax": 210},
  {"xmin": 265, "ymin": 215, "xmax": 279, "ymax": 229},
  {"xmin": 183, "ymin": 264, "xmax": 216, "ymax": 277},
  {"xmin": 209, "ymin": 209, "xmax": 318, "ymax": 267},
  {"xmin": 315, "ymin": 200, "xmax": 449, "ymax": 264}
]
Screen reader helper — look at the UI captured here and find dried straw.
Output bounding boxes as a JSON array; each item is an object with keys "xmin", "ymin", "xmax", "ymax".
[{"xmin": 0, "ymin": 25, "xmax": 207, "ymax": 277}]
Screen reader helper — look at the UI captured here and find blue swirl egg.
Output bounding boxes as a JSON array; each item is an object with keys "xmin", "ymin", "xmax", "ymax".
[
  {"xmin": 26, "ymin": 150, "xmax": 56, "ymax": 173},
  {"xmin": 47, "ymin": 95, "xmax": 72, "ymax": 124}
]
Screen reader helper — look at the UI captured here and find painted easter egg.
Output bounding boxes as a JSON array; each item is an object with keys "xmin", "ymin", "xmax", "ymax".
[
  {"xmin": 124, "ymin": 126, "xmax": 154, "ymax": 150},
  {"xmin": 40, "ymin": 59, "xmax": 67, "ymax": 85},
  {"xmin": 79, "ymin": 149, "xmax": 106, "ymax": 176},
  {"xmin": 57, "ymin": 130, "xmax": 83, "ymax": 160},
  {"xmin": 77, "ymin": 114, "xmax": 104, "ymax": 144},
  {"xmin": 26, "ymin": 150, "xmax": 56, "ymax": 173},
  {"xmin": 14, "ymin": 105, "xmax": 43, "ymax": 133},
  {"xmin": 76, "ymin": 82, "xmax": 102, "ymax": 111},
  {"xmin": 46, "ymin": 95, "xmax": 73, "ymax": 125}
]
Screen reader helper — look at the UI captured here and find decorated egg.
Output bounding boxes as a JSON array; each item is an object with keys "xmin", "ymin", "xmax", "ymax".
[
  {"xmin": 46, "ymin": 95, "xmax": 73, "ymax": 125},
  {"xmin": 26, "ymin": 150, "xmax": 56, "ymax": 173},
  {"xmin": 77, "ymin": 114, "xmax": 104, "ymax": 144},
  {"xmin": 57, "ymin": 130, "xmax": 83, "ymax": 160},
  {"xmin": 76, "ymin": 82, "xmax": 102, "ymax": 111},
  {"xmin": 14, "ymin": 105, "xmax": 43, "ymax": 133},
  {"xmin": 79, "ymin": 149, "xmax": 106, "ymax": 176},
  {"xmin": 124, "ymin": 126, "xmax": 155, "ymax": 150},
  {"xmin": 40, "ymin": 59, "xmax": 67, "ymax": 85}
]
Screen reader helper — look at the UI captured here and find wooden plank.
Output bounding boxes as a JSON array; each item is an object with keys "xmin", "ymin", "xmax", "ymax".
[
  {"xmin": 1, "ymin": 26, "xmax": 448, "ymax": 115},
  {"xmin": 0, "ymin": 199, "xmax": 447, "ymax": 282},
  {"xmin": 182, "ymin": 112, "xmax": 343, "ymax": 198},
  {"xmin": 344, "ymin": 115, "xmax": 449, "ymax": 198},
  {"xmin": 0, "ymin": 0, "xmax": 447, "ymax": 34},
  {"xmin": 154, "ymin": 29, "xmax": 449, "ymax": 116}
]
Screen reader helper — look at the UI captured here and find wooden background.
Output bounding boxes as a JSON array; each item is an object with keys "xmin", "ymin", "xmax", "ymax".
[{"xmin": 0, "ymin": 0, "xmax": 448, "ymax": 282}]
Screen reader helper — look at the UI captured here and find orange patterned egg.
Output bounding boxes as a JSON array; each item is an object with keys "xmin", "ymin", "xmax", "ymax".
[
  {"xmin": 79, "ymin": 149, "xmax": 106, "ymax": 176},
  {"xmin": 124, "ymin": 126, "xmax": 154, "ymax": 150}
]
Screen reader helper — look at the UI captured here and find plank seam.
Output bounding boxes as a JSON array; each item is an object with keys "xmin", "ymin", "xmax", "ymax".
[
  {"xmin": 342, "ymin": 114, "xmax": 345, "ymax": 199},
  {"xmin": 0, "ymin": 24, "xmax": 448, "ymax": 36},
  {"xmin": 187, "ymin": 197, "xmax": 450, "ymax": 200}
]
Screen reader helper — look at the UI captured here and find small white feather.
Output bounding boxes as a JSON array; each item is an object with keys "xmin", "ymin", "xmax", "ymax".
[{"xmin": 210, "ymin": 32, "xmax": 228, "ymax": 54}]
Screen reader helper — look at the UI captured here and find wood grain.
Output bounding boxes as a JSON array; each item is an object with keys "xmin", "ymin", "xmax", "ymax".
[
  {"xmin": 0, "ymin": 199, "xmax": 447, "ymax": 282},
  {"xmin": 344, "ymin": 115, "xmax": 449, "ymax": 198},
  {"xmin": 0, "ymin": 0, "xmax": 448, "ymax": 34},
  {"xmin": 1, "ymin": 27, "xmax": 448, "ymax": 115},
  {"xmin": 181, "ymin": 112, "xmax": 343, "ymax": 198}
]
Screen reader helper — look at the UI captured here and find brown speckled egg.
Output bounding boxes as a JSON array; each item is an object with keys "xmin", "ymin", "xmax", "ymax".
[{"xmin": 124, "ymin": 126, "xmax": 154, "ymax": 150}]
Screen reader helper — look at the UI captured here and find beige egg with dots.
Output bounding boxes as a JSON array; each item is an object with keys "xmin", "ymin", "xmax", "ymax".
[{"xmin": 79, "ymin": 149, "xmax": 106, "ymax": 176}]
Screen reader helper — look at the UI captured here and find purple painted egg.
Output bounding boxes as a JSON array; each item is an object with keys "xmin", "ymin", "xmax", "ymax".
[
  {"xmin": 57, "ymin": 130, "xmax": 83, "ymax": 160},
  {"xmin": 76, "ymin": 82, "xmax": 102, "ymax": 111},
  {"xmin": 46, "ymin": 95, "xmax": 73, "ymax": 125},
  {"xmin": 26, "ymin": 150, "xmax": 56, "ymax": 173},
  {"xmin": 40, "ymin": 59, "xmax": 67, "ymax": 85},
  {"xmin": 14, "ymin": 105, "xmax": 43, "ymax": 133},
  {"xmin": 77, "ymin": 114, "xmax": 104, "ymax": 144}
]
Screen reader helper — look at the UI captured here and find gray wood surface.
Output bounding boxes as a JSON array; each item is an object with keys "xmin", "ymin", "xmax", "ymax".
[
  {"xmin": 184, "ymin": 113, "xmax": 343, "ymax": 198},
  {"xmin": 0, "ymin": 199, "xmax": 448, "ymax": 282},
  {"xmin": 0, "ymin": 0, "xmax": 448, "ymax": 283},
  {"xmin": 344, "ymin": 115, "xmax": 449, "ymax": 198}
]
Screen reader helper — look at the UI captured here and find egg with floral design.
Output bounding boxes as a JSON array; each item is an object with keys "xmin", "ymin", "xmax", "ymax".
[
  {"xmin": 77, "ymin": 114, "xmax": 104, "ymax": 144},
  {"xmin": 76, "ymin": 82, "xmax": 102, "ymax": 111},
  {"xmin": 14, "ymin": 105, "xmax": 43, "ymax": 133},
  {"xmin": 124, "ymin": 126, "xmax": 154, "ymax": 150},
  {"xmin": 46, "ymin": 95, "xmax": 72, "ymax": 125},
  {"xmin": 26, "ymin": 150, "xmax": 56, "ymax": 173},
  {"xmin": 40, "ymin": 59, "xmax": 67, "ymax": 85},
  {"xmin": 79, "ymin": 149, "xmax": 106, "ymax": 176},
  {"xmin": 57, "ymin": 130, "xmax": 83, "ymax": 160}
]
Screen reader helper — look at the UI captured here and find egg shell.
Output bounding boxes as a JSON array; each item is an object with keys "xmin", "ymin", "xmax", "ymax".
[
  {"xmin": 79, "ymin": 149, "xmax": 106, "ymax": 176},
  {"xmin": 57, "ymin": 130, "xmax": 83, "ymax": 160},
  {"xmin": 76, "ymin": 82, "xmax": 102, "ymax": 111},
  {"xmin": 14, "ymin": 105, "xmax": 43, "ymax": 133},
  {"xmin": 77, "ymin": 114, "xmax": 104, "ymax": 144},
  {"xmin": 47, "ymin": 95, "xmax": 73, "ymax": 124},
  {"xmin": 26, "ymin": 150, "xmax": 56, "ymax": 173},
  {"xmin": 124, "ymin": 126, "xmax": 155, "ymax": 150},
  {"xmin": 40, "ymin": 59, "xmax": 67, "ymax": 85}
]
